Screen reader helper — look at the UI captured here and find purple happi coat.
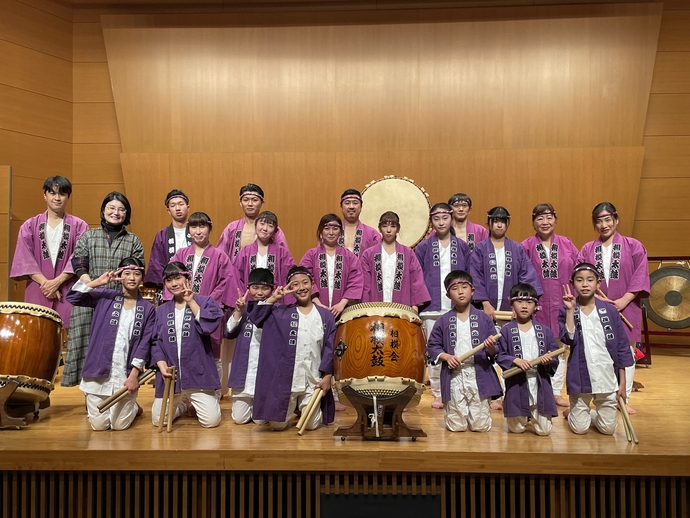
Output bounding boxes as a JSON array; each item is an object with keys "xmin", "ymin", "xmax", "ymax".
[
  {"xmin": 151, "ymin": 295, "xmax": 223, "ymax": 397},
  {"xmin": 248, "ymin": 302, "xmax": 336, "ymax": 424},
  {"xmin": 10, "ymin": 212, "xmax": 89, "ymax": 326},
  {"xmin": 165, "ymin": 244, "xmax": 239, "ymax": 357},
  {"xmin": 338, "ymin": 221, "xmax": 381, "ymax": 258},
  {"xmin": 144, "ymin": 225, "xmax": 191, "ymax": 286},
  {"xmin": 463, "ymin": 221, "xmax": 489, "ymax": 253},
  {"xmin": 216, "ymin": 218, "xmax": 289, "ymax": 263},
  {"xmin": 426, "ymin": 308, "xmax": 503, "ymax": 404},
  {"xmin": 360, "ymin": 242, "xmax": 431, "ymax": 307},
  {"xmin": 300, "ymin": 244, "xmax": 363, "ymax": 307},
  {"xmin": 66, "ymin": 288, "xmax": 154, "ymax": 378},
  {"xmin": 470, "ymin": 238, "xmax": 543, "ymax": 312},
  {"xmin": 226, "ymin": 311, "xmax": 259, "ymax": 389},
  {"xmin": 235, "ymin": 241, "xmax": 296, "ymax": 305},
  {"xmin": 415, "ymin": 235, "xmax": 471, "ymax": 311},
  {"xmin": 578, "ymin": 233, "xmax": 650, "ymax": 342},
  {"xmin": 496, "ymin": 320, "xmax": 559, "ymax": 418},
  {"xmin": 558, "ymin": 299, "xmax": 634, "ymax": 395},
  {"xmin": 521, "ymin": 234, "xmax": 579, "ymax": 334}
]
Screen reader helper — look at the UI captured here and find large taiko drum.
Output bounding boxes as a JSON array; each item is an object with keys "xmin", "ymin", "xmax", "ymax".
[
  {"xmin": 333, "ymin": 302, "xmax": 426, "ymax": 383},
  {"xmin": 0, "ymin": 302, "xmax": 63, "ymax": 405},
  {"xmin": 360, "ymin": 176, "xmax": 431, "ymax": 248}
]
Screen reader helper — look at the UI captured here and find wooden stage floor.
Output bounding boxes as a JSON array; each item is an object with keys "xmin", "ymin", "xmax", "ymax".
[{"xmin": 2, "ymin": 349, "xmax": 689, "ymax": 477}]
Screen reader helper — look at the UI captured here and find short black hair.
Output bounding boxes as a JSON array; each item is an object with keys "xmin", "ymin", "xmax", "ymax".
[
  {"xmin": 286, "ymin": 265, "xmax": 312, "ymax": 284},
  {"xmin": 316, "ymin": 213, "xmax": 342, "ymax": 241},
  {"xmin": 118, "ymin": 257, "xmax": 145, "ymax": 269},
  {"xmin": 239, "ymin": 183, "xmax": 264, "ymax": 199},
  {"xmin": 487, "ymin": 206, "xmax": 510, "ymax": 226},
  {"xmin": 164, "ymin": 189, "xmax": 189, "ymax": 206},
  {"xmin": 188, "ymin": 211, "xmax": 212, "ymax": 231},
  {"xmin": 444, "ymin": 270, "xmax": 473, "ymax": 290},
  {"xmin": 591, "ymin": 202, "xmax": 618, "ymax": 224},
  {"xmin": 448, "ymin": 193, "xmax": 471, "ymax": 207},
  {"xmin": 162, "ymin": 261, "xmax": 190, "ymax": 280},
  {"xmin": 509, "ymin": 283, "xmax": 539, "ymax": 300},
  {"xmin": 571, "ymin": 262, "xmax": 601, "ymax": 281},
  {"xmin": 100, "ymin": 191, "xmax": 132, "ymax": 226},
  {"xmin": 256, "ymin": 211, "xmax": 278, "ymax": 228},
  {"xmin": 43, "ymin": 176, "xmax": 72, "ymax": 196},
  {"xmin": 248, "ymin": 267, "xmax": 274, "ymax": 287}
]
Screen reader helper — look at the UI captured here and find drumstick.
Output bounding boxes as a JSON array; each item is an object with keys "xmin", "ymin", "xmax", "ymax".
[
  {"xmin": 98, "ymin": 369, "xmax": 157, "ymax": 413},
  {"xmin": 296, "ymin": 387, "xmax": 322, "ymax": 432},
  {"xmin": 618, "ymin": 396, "xmax": 639, "ymax": 444},
  {"xmin": 502, "ymin": 346, "xmax": 567, "ymax": 379},
  {"xmin": 166, "ymin": 366, "xmax": 176, "ymax": 433},
  {"xmin": 157, "ymin": 373, "xmax": 171, "ymax": 433},
  {"xmin": 596, "ymin": 289, "xmax": 634, "ymax": 331},
  {"xmin": 298, "ymin": 388, "xmax": 324, "ymax": 436},
  {"xmin": 455, "ymin": 333, "xmax": 502, "ymax": 364},
  {"xmin": 494, "ymin": 311, "xmax": 513, "ymax": 322}
]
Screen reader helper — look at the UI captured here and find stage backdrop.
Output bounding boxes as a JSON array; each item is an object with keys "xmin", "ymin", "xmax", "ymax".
[{"xmin": 100, "ymin": 4, "xmax": 661, "ymax": 266}]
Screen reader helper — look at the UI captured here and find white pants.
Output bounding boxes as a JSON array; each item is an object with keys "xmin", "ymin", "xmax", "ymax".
[
  {"xmin": 551, "ymin": 341, "xmax": 567, "ymax": 395},
  {"xmin": 85, "ymin": 392, "xmax": 139, "ymax": 431},
  {"xmin": 219, "ymin": 338, "xmax": 236, "ymax": 397},
  {"xmin": 568, "ymin": 392, "xmax": 618, "ymax": 435},
  {"xmin": 507, "ymin": 405, "xmax": 553, "ymax": 436},
  {"xmin": 269, "ymin": 389, "xmax": 321, "ymax": 431},
  {"xmin": 151, "ymin": 389, "xmax": 221, "ymax": 428},
  {"xmin": 444, "ymin": 370, "xmax": 492, "ymax": 433},
  {"xmin": 422, "ymin": 317, "xmax": 442, "ymax": 398},
  {"xmin": 231, "ymin": 391, "xmax": 257, "ymax": 425}
]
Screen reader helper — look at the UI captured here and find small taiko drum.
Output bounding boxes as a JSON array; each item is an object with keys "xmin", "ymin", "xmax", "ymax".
[
  {"xmin": 0, "ymin": 302, "xmax": 63, "ymax": 405},
  {"xmin": 334, "ymin": 302, "xmax": 426, "ymax": 383}
]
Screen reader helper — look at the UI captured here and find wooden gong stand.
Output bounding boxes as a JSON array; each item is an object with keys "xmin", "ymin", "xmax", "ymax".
[
  {"xmin": 0, "ymin": 378, "xmax": 49, "ymax": 430},
  {"xmin": 333, "ymin": 385, "xmax": 426, "ymax": 441}
]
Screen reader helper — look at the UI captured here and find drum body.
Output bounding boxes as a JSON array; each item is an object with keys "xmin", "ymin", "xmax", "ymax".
[
  {"xmin": 360, "ymin": 176, "xmax": 431, "ymax": 248},
  {"xmin": 334, "ymin": 302, "xmax": 426, "ymax": 383},
  {"xmin": 0, "ymin": 302, "xmax": 63, "ymax": 405}
]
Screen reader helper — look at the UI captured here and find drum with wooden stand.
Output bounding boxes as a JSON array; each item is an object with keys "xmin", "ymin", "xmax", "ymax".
[
  {"xmin": 360, "ymin": 176, "xmax": 431, "ymax": 248},
  {"xmin": 333, "ymin": 302, "xmax": 427, "ymax": 440},
  {"xmin": 0, "ymin": 302, "xmax": 63, "ymax": 428}
]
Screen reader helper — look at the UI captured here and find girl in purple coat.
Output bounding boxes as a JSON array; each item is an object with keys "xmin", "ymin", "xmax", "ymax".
[
  {"xmin": 496, "ymin": 284, "xmax": 559, "ymax": 436},
  {"xmin": 66, "ymin": 257, "xmax": 154, "ymax": 431},
  {"xmin": 152, "ymin": 262, "xmax": 224, "ymax": 429}
]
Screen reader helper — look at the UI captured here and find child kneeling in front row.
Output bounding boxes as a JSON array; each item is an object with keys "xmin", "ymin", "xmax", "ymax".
[
  {"xmin": 67, "ymin": 257, "xmax": 154, "ymax": 431},
  {"xmin": 559, "ymin": 263, "xmax": 633, "ymax": 435},
  {"xmin": 225, "ymin": 267, "xmax": 274, "ymax": 425},
  {"xmin": 496, "ymin": 283, "xmax": 559, "ymax": 436},
  {"xmin": 426, "ymin": 270, "xmax": 502, "ymax": 433},
  {"xmin": 248, "ymin": 265, "xmax": 336, "ymax": 431},
  {"xmin": 151, "ymin": 261, "xmax": 224, "ymax": 428}
]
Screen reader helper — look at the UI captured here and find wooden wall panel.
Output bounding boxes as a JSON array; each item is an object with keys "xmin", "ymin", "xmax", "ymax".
[
  {"xmin": 102, "ymin": 5, "xmax": 661, "ymax": 154},
  {"xmin": 632, "ymin": 222, "xmax": 690, "ymax": 258},
  {"xmin": 73, "ymin": 103, "xmax": 120, "ymax": 143},
  {"xmin": 636, "ymin": 178, "xmax": 690, "ymax": 221},
  {"xmin": 73, "ymin": 144, "xmax": 123, "ymax": 184},
  {"xmin": 0, "ymin": 166, "xmax": 9, "ymax": 299},
  {"xmin": 73, "ymin": 22, "xmax": 108, "ymax": 62},
  {"xmin": 657, "ymin": 10, "xmax": 690, "ymax": 52},
  {"xmin": 8, "ymin": 219, "xmax": 24, "ymax": 301},
  {"xmin": 644, "ymin": 94, "xmax": 690, "ymax": 135},
  {"xmin": 0, "ymin": 85, "xmax": 72, "ymax": 142},
  {"xmin": 0, "ymin": 40, "xmax": 72, "ymax": 102},
  {"xmin": 641, "ymin": 136, "xmax": 690, "ymax": 178},
  {"xmin": 11, "ymin": 176, "xmax": 48, "ymax": 221},
  {"xmin": 0, "ymin": 130, "xmax": 72, "ymax": 181},
  {"xmin": 122, "ymin": 148, "xmax": 643, "ymax": 262},
  {"xmin": 650, "ymin": 52, "xmax": 690, "ymax": 94},
  {"xmin": 0, "ymin": 0, "xmax": 72, "ymax": 60},
  {"xmin": 73, "ymin": 64, "xmax": 114, "ymax": 102}
]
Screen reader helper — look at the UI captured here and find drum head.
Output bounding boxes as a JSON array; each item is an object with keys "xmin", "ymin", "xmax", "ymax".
[
  {"xmin": 643, "ymin": 266, "xmax": 690, "ymax": 329},
  {"xmin": 360, "ymin": 176, "xmax": 430, "ymax": 247}
]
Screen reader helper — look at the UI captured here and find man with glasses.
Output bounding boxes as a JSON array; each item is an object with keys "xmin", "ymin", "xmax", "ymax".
[
  {"xmin": 448, "ymin": 193, "xmax": 488, "ymax": 252},
  {"xmin": 10, "ymin": 176, "xmax": 89, "ymax": 327}
]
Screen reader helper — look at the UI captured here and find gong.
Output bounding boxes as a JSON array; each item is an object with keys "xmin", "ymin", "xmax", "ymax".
[{"xmin": 642, "ymin": 266, "xmax": 690, "ymax": 329}]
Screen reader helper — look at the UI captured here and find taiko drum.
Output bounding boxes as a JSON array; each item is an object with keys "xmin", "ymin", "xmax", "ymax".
[
  {"xmin": 333, "ymin": 302, "xmax": 426, "ymax": 383},
  {"xmin": 0, "ymin": 302, "xmax": 63, "ymax": 405}
]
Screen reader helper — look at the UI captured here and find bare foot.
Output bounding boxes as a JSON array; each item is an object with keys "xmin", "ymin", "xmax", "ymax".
[
  {"xmin": 335, "ymin": 401, "xmax": 347, "ymax": 412},
  {"xmin": 490, "ymin": 399, "xmax": 503, "ymax": 411},
  {"xmin": 136, "ymin": 403, "xmax": 144, "ymax": 416},
  {"xmin": 626, "ymin": 404, "xmax": 637, "ymax": 415},
  {"xmin": 562, "ymin": 408, "xmax": 570, "ymax": 418},
  {"xmin": 182, "ymin": 396, "xmax": 196, "ymax": 417},
  {"xmin": 431, "ymin": 397, "xmax": 444, "ymax": 409},
  {"xmin": 554, "ymin": 395, "xmax": 569, "ymax": 407}
]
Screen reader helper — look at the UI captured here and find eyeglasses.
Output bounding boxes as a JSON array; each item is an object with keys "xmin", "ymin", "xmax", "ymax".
[{"xmin": 105, "ymin": 205, "xmax": 127, "ymax": 214}]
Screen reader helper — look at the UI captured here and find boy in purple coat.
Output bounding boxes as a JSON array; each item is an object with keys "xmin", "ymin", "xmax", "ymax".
[
  {"xmin": 560, "ymin": 263, "xmax": 634, "ymax": 435},
  {"xmin": 447, "ymin": 193, "xmax": 489, "ymax": 252},
  {"xmin": 496, "ymin": 284, "xmax": 559, "ymax": 436},
  {"xmin": 426, "ymin": 270, "xmax": 502, "ymax": 433},
  {"xmin": 11, "ymin": 176, "xmax": 89, "ymax": 327},
  {"xmin": 577, "ymin": 202, "xmax": 649, "ymax": 414},
  {"xmin": 416, "ymin": 203, "xmax": 471, "ymax": 409},
  {"xmin": 152, "ymin": 262, "xmax": 224, "ymax": 429},
  {"xmin": 225, "ymin": 268, "xmax": 274, "ymax": 425},
  {"xmin": 66, "ymin": 257, "xmax": 154, "ymax": 431},
  {"xmin": 248, "ymin": 266, "xmax": 336, "ymax": 431}
]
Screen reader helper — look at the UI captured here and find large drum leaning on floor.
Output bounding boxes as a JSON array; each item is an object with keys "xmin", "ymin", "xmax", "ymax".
[
  {"xmin": 334, "ymin": 302, "xmax": 426, "ymax": 383},
  {"xmin": 0, "ymin": 302, "xmax": 63, "ymax": 405}
]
